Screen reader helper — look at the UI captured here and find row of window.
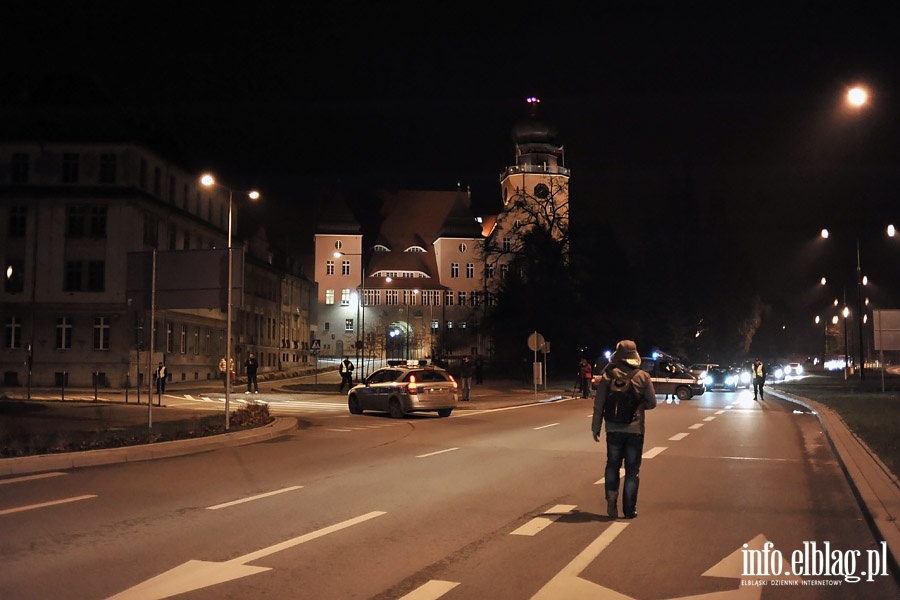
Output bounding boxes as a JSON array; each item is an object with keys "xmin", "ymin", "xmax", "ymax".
[
  {"xmin": 325, "ymin": 260, "xmax": 501, "ymax": 280},
  {"xmin": 4, "ymin": 316, "xmax": 111, "ymax": 350},
  {"xmin": 3, "ymin": 260, "xmax": 106, "ymax": 294},
  {"xmin": 325, "ymin": 319, "xmax": 466, "ymax": 333},
  {"xmin": 323, "ymin": 289, "xmax": 496, "ymax": 307}
]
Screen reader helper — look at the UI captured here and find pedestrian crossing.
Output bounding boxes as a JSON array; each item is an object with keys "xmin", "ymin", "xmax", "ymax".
[{"xmin": 178, "ymin": 394, "xmax": 348, "ymax": 415}]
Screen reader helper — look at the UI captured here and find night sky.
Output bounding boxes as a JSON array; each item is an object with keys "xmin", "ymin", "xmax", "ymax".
[{"xmin": 4, "ymin": 2, "xmax": 900, "ymax": 359}]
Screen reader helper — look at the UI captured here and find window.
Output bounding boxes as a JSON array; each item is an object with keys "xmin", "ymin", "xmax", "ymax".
[
  {"xmin": 458, "ymin": 243, "xmax": 467, "ymax": 252},
  {"xmin": 345, "ymin": 319, "xmax": 353, "ymax": 331},
  {"xmin": 193, "ymin": 327, "xmax": 200, "ymax": 355},
  {"xmin": 93, "ymin": 316, "xmax": 110, "ymax": 350},
  {"xmin": 451, "ymin": 263, "xmax": 459, "ymax": 278},
  {"xmin": 64, "ymin": 261, "xmax": 83, "ymax": 291},
  {"xmin": 89, "ymin": 206, "xmax": 107, "ymax": 238},
  {"xmin": 324, "ymin": 322, "xmax": 330, "ymax": 330},
  {"xmin": 139, "ymin": 159, "xmax": 148, "ymax": 189},
  {"xmin": 56, "ymin": 317, "xmax": 73, "ymax": 349},
  {"xmin": 180, "ymin": 325, "xmax": 187, "ymax": 353},
  {"xmin": 67, "ymin": 205, "xmax": 87, "ymax": 237},
  {"xmin": 87, "ymin": 261, "xmax": 105, "ymax": 292},
  {"xmin": 4, "ymin": 316, "xmax": 21, "ymax": 349},
  {"xmin": 143, "ymin": 213, "xmax": 158, "ymax": 247},
  {"xmin": 503, "ymin": 237, "xmax": 511, "ymax": 252},
  {"xmin": 341, "ymin": 288, "xmax": 351, "ymax": 306},
  {"xmin": 386, "ymin": 289, "xmax": 398, "ymax": 305},
  {"xmin": 5, "ymin": 259, "xmax": 24, "ymax": 293},
  {"xmin": 326, "ymin": 260, "xmax": 335, "ymax": 275},
  {"xmin": 153, "ymin": 166, "xmax": 162, "ymax": 197},
  {"xmin": 431, "ymin": 319, "xmax": 439, "ymax": 331},
  {"xmin": 458, "ymin": 291, "xmax": 466, "ymax": 306},
  {"xmin": 404, "ymin": 290, "xmax": 418, "ymax": 304},
  {"xmin": 166, "ymin": 322, "xmax": 174, "ymax": 353},
  {"xmin": 334, "ymin": 240, "xmax": 343, "ymax": 250},
  {"xmin": 486, "ymin": 264, "xmax": 495, "ymax": 279},
  {"xmin": 9, "ymin": 206, "xmax": 26, "ymax": 237},
  {"xmin": 168, "ymin": 224, "xmax": 177, "ymax": 250},
  {"xmin": 99, "ymin": 153, "xmax": 117, "ymax": 184},
  {"xmin": 325, "ymin": 289, "xmax": 335, "ymax": 305},
  {"xmin": 459, "ymin": 321, "xmax": 467, "ymax": 329},
  {"xmin": 341, "ymin": 260, "xmax": 350, "ymax": 276},
  {"xmin": 500, "ymin": 264, "xmax": 509, "ymax": 278},
  {"xmin": 445, "ymin": 291, "xmax": 454, "ymax": 306},
  {"xmin": 466, "ymin": 263, "xmax": 474, "ymax": 278},
  {"xmin": 11, "ymin": 153, "xmax": 29, "ymax": 183},
  {"xmin": 62, "ymin": 153, "xmax": 79, "ymax": 183}
]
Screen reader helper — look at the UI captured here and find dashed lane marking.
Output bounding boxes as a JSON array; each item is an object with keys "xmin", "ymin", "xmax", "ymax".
[
  {"xmin": 669, "ymin": 433, "xmax": 690, "ymax": 441},
  {"xmin": 0, "ymin": 494, "xmax": 97, "ymax": 516},
  {"xmin": 399, "ymin": 580, "xmax": 460, "ymax": 600},
  {"xmin": 207, "ymin": 486, "xmax": 304, "ymax": 510},
  {"xmin": 0, "ymin": 472, "xmax": 66, "ymax": 485},
  {"xmin": 511, "ymin": 504, "xmax": 578, "ymax": 536},
  {"xmin": 689, "ymin": 423, "xmax": 704, "ymax": 429},
  {"xmin": 416, "ymin": 448, "xmax": 459, "ymax": 459}
]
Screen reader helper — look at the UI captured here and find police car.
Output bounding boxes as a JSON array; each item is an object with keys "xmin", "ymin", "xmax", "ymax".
[
  {"xmin": 593, "ymin": 350, "xmax": 705, "ymax": 401},
  {"xmin": 348, "ymin": 360, "xmax": 458, "ymax": 418}
]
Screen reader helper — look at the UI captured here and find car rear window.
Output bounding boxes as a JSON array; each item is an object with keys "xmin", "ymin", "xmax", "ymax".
[{"xmin": 406, "ymin": 369, "xmax": 450, "ymax": 382}]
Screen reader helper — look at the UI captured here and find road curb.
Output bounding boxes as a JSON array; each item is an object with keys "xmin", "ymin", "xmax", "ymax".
[
  {"xmin": 0, "ymin": 416, "xmax": 298, "ymax": 477},
  {"xmin": 770, "ymin": 389, "xmax": 900, "ymax": 582}
]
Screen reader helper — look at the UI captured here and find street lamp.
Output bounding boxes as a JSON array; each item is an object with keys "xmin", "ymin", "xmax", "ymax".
[
  {"xmin": 820, "ymin": 228, "xmax": 868, "ymax": 380},
  {"xmin": 201, "ymin": 174, "xmax": 260, "ymax": 430}
]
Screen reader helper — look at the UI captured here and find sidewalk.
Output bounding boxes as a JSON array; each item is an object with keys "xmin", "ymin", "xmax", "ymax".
[{"xmin": 768, "ymin": 388, "xmax": 900, "ymax": 580}]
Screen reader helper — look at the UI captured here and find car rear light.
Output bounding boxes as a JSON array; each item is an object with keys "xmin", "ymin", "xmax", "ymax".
[
  {"xmin": 448, "ymin": 375, "xmax": 459, "ymax": 390},
  {"xmin": 407, "ymin": 374, "xmax": 418, "ymax": 395}
]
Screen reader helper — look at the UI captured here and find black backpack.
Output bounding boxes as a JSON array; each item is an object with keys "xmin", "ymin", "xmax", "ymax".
[{"xmin": 602, "ymin": 368, "xmax": 641, "ymax": 424}]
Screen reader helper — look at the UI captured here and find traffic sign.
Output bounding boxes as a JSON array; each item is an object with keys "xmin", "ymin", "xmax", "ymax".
[
  {"xmin": 527, "ymin": 331, "xmax": 545, "ymax": 352},
  {"xmin": 311, "ymin": 339, "xmax": 321, "ymax": 350}
]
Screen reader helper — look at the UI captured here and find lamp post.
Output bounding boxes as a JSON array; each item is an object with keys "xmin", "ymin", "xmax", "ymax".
[
  {"xmin": 201, "ymin": 174, "xmax": 260, "ymax": 430},
  {"xmin": 821, "ymin": 228, "xmax": 867, "ymax": 380}
]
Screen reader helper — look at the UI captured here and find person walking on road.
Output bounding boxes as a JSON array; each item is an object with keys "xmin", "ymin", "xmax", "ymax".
[
  {"xmin": 338, "ymin": 356, "xmax": 354, "ymax": 393},
  {"xmin": 752, "ymin": 358, "xmax": 766, "ymax": 400},
  {"xmin": 592, "ymin": 340, "xmax": 657, "ymax": 520},
  {"xmin": 459, "ymin": 356, "xmax": 474, "ymax": 400},
  {"xmin": 244, "ymin": 353, "xmax": 259, "ymax": 394}
]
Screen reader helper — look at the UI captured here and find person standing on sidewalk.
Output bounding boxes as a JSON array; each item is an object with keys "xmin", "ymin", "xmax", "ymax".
[
  {"xmin": 591, "ymin": 340, "xmax": 657, "ymax": 520},
  {"xmin": 155, "ymin": 362, "xmax": 167, "ymax": 394},
  {"xmin": 338, "ymin": 356, "xmax": 354, "ymax": 393},
  {"xmin": 578, "ymin": 358, "xmax": 593, "ymax": 398},
  {"xmin": 459, "ymin": 356, "xmax": 474, "ymax": 400},
  {"xmin": 752, "ymin": 358, "xmax": 766, "ymax": 400},
  {"xmin": 218, "ymin": 355, "xmax": 234, "ymax": 391},
  {"xmin": 244, "ymin": 353, "xmax": 259, "ymax": 394}
]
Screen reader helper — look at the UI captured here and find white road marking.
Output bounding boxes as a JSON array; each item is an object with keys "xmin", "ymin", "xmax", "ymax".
[
  {"xmin": 399, "ymin": 580, "xmax": 460, "ymax": 599},
  {"xmin": 0, "ymin": 472, "xmax": 66, "ymax": 485},
  {"xmin": 595, "ymin": 468, "xmax": 625, "ymax": 485},
  {"xmin": 206, "ymin": 486, "xmax": 303, "ymax": 510},
  {"xmin": 642, "ymin": 446, "xmax": 667, "ymax": 459},
  {"xmin": 715, "ymin": 410, "xmax": 726, "ymax": 414},
  {"xmin": 689, "ymin": 423, "xmax": 704, "ymax": 429},
  {"xmin": 0, "ymin": 494, "xmax": 96, "ymax": 516},
  {"xmin": 533, "ymin": 423, "xmax": 560, "ymax": 430},
  {"xmin": 669, "ymin": 433, "xmax": 690, "ymax": 441},
  {"xmin": 511, "ymin": 504, "xmax": 577, "ymax": 536},
  {"xmin": 703, "ymin": 416, "xmax": 716, "ymax": 422},
  {"xmin": 108, "ymin": 511, "xmax": 386, "ymax": 599},
  {"xmin": 530, "ymin": 521, "xmax": 630, "ymax": 599},
  {"xmin": 416, "ymin": 448, "xmax": 459, "ymax": 459}
]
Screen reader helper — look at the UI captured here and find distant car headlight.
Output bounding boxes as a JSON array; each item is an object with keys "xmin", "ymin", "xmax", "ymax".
[
  {"xmin": 703, "ymin": 376, "xmax": 712, "ymax": 385},
  {"xmin": 774, "ymin": 368, "xmax": 784, "ymax": 379},
  {"xmin": 725, "ymin": 375, "xmax": 737, "ymax": 386},
  {"xmin": 795, "ymin": 365, "xmax": 803, "ymax": 374},
  {"xmin": 740, "ymin": 372, "xmax": 751, "ymax": 384}
]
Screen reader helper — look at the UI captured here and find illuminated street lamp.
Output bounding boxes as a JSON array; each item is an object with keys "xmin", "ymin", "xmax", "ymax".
[
  {"xmin": 821, "ymin": 228, "xmax": 867, "ymax": 379},
  {"xmin": 201, "ymin": 174, "xmax": 260, "ymax": 430}
]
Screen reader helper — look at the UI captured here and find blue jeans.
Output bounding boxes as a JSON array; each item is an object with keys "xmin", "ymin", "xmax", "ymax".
[{"xmin": 605, "ymin": 432, "xmax": 645, "ymax": 514}]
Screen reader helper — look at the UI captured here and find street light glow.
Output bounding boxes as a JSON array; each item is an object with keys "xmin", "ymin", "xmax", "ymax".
[
  {"xmin": 889, "ymin": 224, "xmax": 896, "ymax": 237},
  {"xmin": 847, "ymin": 86, "xmax": 868, "ymax": 107},
  {"xmin": 820, "ymin": 228, "xmax": 829, "ymax": 239}
]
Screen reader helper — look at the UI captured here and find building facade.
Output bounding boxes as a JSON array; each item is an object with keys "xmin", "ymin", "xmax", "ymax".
[{"xmin": 0, "ymin": 141, "xmax": 315, "ymax": 390}]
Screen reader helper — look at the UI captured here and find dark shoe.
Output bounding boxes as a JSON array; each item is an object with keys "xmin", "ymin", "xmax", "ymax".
[
  {"xmin": 623, "ymin": 512, "xmax": 638, "ymax": 519},
  {"xmin": 607, "ymin": 498, "xmax": 618, "ymax": 519}
]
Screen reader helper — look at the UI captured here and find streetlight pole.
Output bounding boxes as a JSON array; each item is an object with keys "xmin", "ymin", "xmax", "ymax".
[
  {"xmin": 856, "ymin": 239, "xmax": 865, "ymax": 380},
  {"xmin": 201, "ymin": 174, "xmax": 260, "ymax": 430}
]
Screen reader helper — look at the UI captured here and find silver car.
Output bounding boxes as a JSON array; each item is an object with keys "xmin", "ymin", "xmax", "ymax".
[{"xmin": 348, "ymin": 361, "xmax": 458, "ymax": 418}]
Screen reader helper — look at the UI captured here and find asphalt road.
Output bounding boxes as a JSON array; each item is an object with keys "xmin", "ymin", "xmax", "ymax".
[{"xmin": 1, "ymin": 387, "xmax": 896, "ymax": 599}]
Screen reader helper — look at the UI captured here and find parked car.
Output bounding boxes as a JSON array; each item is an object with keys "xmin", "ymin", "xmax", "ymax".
[
  {"xmin": 704, "ymin": 366, "xmax": 739, "ymax": 391},
  {"xmin": 645, "ymin": 354, "xmax": 706, "ymax": 400},
  {"xmin": 348, "ymin": 361, "xmax": 458, "ymax": 418}
]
